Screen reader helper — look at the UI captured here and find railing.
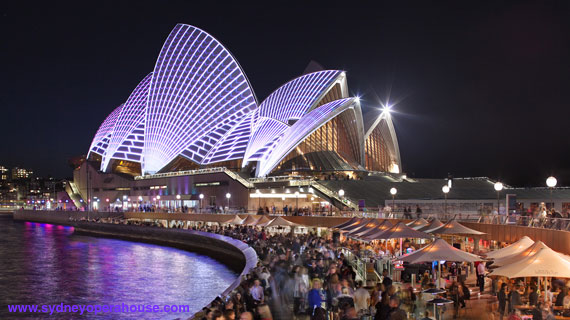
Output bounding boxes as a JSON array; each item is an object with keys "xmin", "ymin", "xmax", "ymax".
[
  {"xmin": 223, "ymin": 170, "xmax": 253, "ymax": 188},
  {"xmin": 312, "ymin": 183, "xmax": 359, "ymax": 210},
  {"xmin": 134, "ymin": 167, "xmax": 253, "ymax": 188},
  {"xmin": 336, "ymin": 247, "xmax": 367, "ymax": 282},
  {"xmin": 248, "ymin": 175, "xmax": 306, "ymax": 183},
  {"xmin": 134, "ymin": 167, "xmax": 227, "ymax": 180}
]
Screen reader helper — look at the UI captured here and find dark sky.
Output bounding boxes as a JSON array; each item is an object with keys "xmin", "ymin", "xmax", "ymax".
[{"xmin": 1, "ymin": 1, "xmax": 569, "ymax": 186}]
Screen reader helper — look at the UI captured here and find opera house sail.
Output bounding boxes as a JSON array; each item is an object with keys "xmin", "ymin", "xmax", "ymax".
[{"xmin": 87, "ymin": 23, "xmax": 401, "ymax": 178}]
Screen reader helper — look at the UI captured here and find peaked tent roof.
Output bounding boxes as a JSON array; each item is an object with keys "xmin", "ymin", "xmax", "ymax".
[
  {"xmin": 348, "ymin": 219, "xmax": 383, "ymax": 237},
  {"xmin": 365, "ymin": 222, "xmax": 432, "ymax": 241},
  {"xmin": 426, "ymin": 219, "xmax": 486, "ymax": 235},
  {"xmin": 416, "ymin": 218, "xmax": 444, "ymax": 232},
  {"xmin": 242, "ymin": 215, "xmax": 260, "ymax": 226},
  {"xmin": 407, "ymin": 218, "xmax": 429, "ymax": 229},
  {"xmin": 339, "ymin": 218, "xmax": 373, "ymax": 232},
  {"xmin": 223, "ymin": 215, "xmax": 245, "ymax": 225},
  {"xmin": 255, "ymin": 215, "xmax": 272, "ymax": 226},
  {"xmin": 490, "ymin": 247, "xmax": 570, "ymax": 278},
  {"xmin": 397, "ymin": 238, "xmax": 483, "ymax": 264},
  {"xmin": 492, "ymin": 241, "xmax": 550, "ymax": 267},
  {"xmin": 333, "ymin": 217, "xmax": 360, "ymax": 229},
  {"xmin": 357, "ymin": 220, "xmax": 394, "ymax": 240},
  {"xmin": 265, "ymin": 216, "xmax": 300, "ymax": 227},
  {"xmin": 485, "ymin": 236, "xmax": 534, "ymax": 259}
]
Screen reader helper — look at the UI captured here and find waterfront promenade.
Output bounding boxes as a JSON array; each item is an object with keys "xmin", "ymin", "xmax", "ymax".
[{"xmin": 11, "ymin": 210, "xmax": 570, "ymax": 319}]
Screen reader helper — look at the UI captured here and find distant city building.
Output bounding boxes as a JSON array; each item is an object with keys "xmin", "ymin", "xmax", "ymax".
[
  {"xmin": 11, "ymin": 167, "xmax": 33, "ymax": 180},
  {"xmin": 0, "ymin": 166, "xmax": 8, "ymax": 181}
]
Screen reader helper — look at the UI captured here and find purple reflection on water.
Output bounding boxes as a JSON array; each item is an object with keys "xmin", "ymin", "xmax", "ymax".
[{"xmin": 1, "ymin": 219, "xmax": 237, "ymax": 319}]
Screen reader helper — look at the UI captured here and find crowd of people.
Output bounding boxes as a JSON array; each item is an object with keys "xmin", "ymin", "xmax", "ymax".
[
  {"xmin": 186, "ymin": 223, "xmax": 444, "ymax": 320},
  {"xmin": 66, "ymin": 214, "xmax": 570, "ymax": 320}
]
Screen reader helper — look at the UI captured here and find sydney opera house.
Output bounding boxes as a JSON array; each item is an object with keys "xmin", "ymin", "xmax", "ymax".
[{"xmin": 71, "ymin": 24, "xmax": 402, "ymax": 211}]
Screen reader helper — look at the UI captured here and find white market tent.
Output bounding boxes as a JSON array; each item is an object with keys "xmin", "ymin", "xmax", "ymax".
[
  {"xmin": 264, "ymin": 216, "xmax": 300, "ymax": 228},
  {"xmin": 398, "ymin": 238, "xmax": 483, "ymax": 264},
  {"xmin": 491, "ymin": 241, "xmax": 549, "ymax": 268},
  {"xmin": 223, "ymin": 215, "xmax": 245, "ymax": 225},
  {"xmin": 490, "ymin": 247, "xmax": 570, "ymax": 279},
  {"xmin": 242, "ymin": 215, "xmax": 260, "ymax": 226},
  {"xmin": 485, "ymin": 236, "xmax": 534, "ymax": 259}
]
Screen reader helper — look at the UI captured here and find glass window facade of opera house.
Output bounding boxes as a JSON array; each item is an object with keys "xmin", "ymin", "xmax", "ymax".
[{"xmin": 73, "ymin": 24, "xmax": 401, "ymax": 212}]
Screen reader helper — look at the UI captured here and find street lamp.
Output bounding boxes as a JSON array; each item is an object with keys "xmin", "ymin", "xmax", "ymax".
[
  {"xmin": 295, "ymin": 191, "xmax": 300, "ymax": 212},
  {"xmin": 390, "ymin": 187, "xmax": 397, "ymax": 214},
  {"xmin": 176, "ymin": 194, "xmax": 181, "ymax": 211},
  {"xmin": 442, "ymin": 185, "xmax": 450, "ymax": 215},
  {"xmin": 226, "ymin": 193, "xmax": 231, "ymax": 212},
  {"xmin": 546, "ymin": 176, "xmax": 557, "ymax": 210},
  {"xmin": 156, "ymin": 195, "xmax": 161, "ymax": 209},
  {"xmin": 199, "ymin": 193, "xmax": 204, "ymax": 213},
  {"xmin": 494, "ymin": 182, "xmax": 503, "ymax": 215},
  {"xmin": 256, "ymin": 189, "xmax": 261, "ymax": 209}
]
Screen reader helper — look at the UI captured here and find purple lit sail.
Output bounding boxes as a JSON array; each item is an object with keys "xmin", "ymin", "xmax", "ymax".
[
  {"xmin": 88, "ymin": 104, "xmax": 123, "ymax": 158},
  {"xmin": 257, "ymin": 98, "xmax": 360, "ymax": 176},
  {"xmin": 143, "ymin": 24, "xmax": 257, "ymax": 173},
  {"xmin": 244, "ymin": 70, "xmax": 344, "ymax": 164},
  {"xmin": 101, "ymin": 73, "xmax": 152, "ymax": 171}
]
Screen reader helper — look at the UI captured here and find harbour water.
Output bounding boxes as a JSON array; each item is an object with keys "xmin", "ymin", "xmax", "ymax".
[{"xmin": 0, "ymin": 217, "xmax": 237, "ymax": 319}]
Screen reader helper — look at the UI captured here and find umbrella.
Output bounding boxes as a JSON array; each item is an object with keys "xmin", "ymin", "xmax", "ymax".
[
  {"xmin": 427, "ymin": 298, "xmax": 454, "ymax": 305},
  {"xmin": 423, "ymin": 288, "xmax": 446, "ymax": 294},
  {"xmin": 397, "ymin": 238, "xmax": 483, "ymax": 264},
  {"xmin": 223, "ymin": 215, "xmax": 245, "ymax": 225},
  {"xmin": 366, "ymin": 222, "xmax": 432, "ymax": 257},
  {"xmin": 255, "ymin": 215, "xmax": 272, "ymax": 226},
  {"xmin": 491, "ymin": 241, "xmax": 549, "ymax": 267},
  {"xmin": 242, "ymin": 215, "xmax": 260, "ymax": 226},
  {"xmin": 332, "ymin": 217, "xmax": 360, "ymax": 229},
  {"xmin": 426, "ymin": 297, "xmax": 454, "ymax": 319},
  {"xmin": 490, "ymin": 247, "xmax": 570, "ymax": 278},
  {"xmin": 407, "ymin": 218, "xmax": 429, "ymax": 229},
  {"xmin": 416, "ymin": 218, "xmax": 444, "ymax": 232},
  {"xmin": 425, "ymin": 219, "xmax": 486, "ymax": 236},
  {"xmin": 485, "ymin": 236, "xmax": 534, "ymax": 259},
  {"xmin": 265, "ymin": 216, "xmax": 300, "ymax": 227},
  {"xmin": 339, "ymin": 218, "xmax": 373, "ymax": 232},
  {"xmin": 365, "ymin": 222, "xmax": 432, "ymax": 241},
  {"xmin": 356, "ymin": 220, "xmax": 393, "ymax": 240},
  {"xmin": 347, "ymin": 219, "xmax": 383, "ymax": 237}
]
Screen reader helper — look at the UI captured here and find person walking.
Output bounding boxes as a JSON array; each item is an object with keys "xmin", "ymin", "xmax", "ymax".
[
  {"xmin": 477, "ymin": 262, "xmax": 486, "ymax": 294},
  {"xmin": 353, "ymin": 281, "xmax": 370, "ymax": 315},
  {"xmin": 498, "ymin": 283, "xmax": 507, "ymax": 319},
  {"xmin": 416, "ymin": 205, "xmax": 422, "ymax": 218}
]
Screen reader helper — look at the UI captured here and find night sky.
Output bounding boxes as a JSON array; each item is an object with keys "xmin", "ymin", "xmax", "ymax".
[{"xmin": 1, "ymin": 1, "xmax": 569, "ymax": 187}]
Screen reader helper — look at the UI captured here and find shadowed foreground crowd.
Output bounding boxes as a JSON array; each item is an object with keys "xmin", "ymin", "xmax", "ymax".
[{"xmin": 192, "ymin": 224, "xmax": 425, "ymax": 320}]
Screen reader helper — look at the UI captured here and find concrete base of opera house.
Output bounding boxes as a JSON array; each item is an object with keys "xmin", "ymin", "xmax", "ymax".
[{"xmin": 11, "ymin": 210, "xmax": 258, "ymax": 312}]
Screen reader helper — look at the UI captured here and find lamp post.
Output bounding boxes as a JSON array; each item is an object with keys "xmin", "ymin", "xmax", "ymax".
[
  {"xmin": 226, "ymin": 193, "xmax": 231, "ymax": 213},
  {"xmin": 338, "ymin": 189, "xmax": 345, "ymax": 215},
  {"xmin": 390, "ymin": 187, "xmax": 397, "ymax": 216},
  {"xmin": 199, "ymin": 193, "xmax": 204, "ymax": 213},
  {"xmin": 494, "ymin": 182, "xmax": 503, "ymax": 215},
  {"xmin": 442, "ymin": 185, "xmax": 450, "ymax": 215},
  {"xmin": 294, "ymin": 191, "xmax": 300, "ymax": 214},
  {"xmin": 546, "ymin": 176, "xmax": 557, "ymax": 210},
  {"xmin": 156, "ymin": 195, "xmax": 161, "ymax": 209},
  {"xmin": 256, "ymin": 189, "xmax": 261, "ymax": 209},
  {"xmin": 176, "ymin": 194, "xmax": 181, "ymax": 211}
]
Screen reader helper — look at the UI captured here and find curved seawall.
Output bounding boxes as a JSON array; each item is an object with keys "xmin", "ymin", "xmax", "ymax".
[{"xmin": 12, "ymin": 210, "xmax": 258, "ymax": 314}]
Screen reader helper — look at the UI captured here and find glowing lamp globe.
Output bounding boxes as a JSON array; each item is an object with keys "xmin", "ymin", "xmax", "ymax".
[
  {"xmin": 494, "ymin": 182, "xmax": 503, "ymax": 192},
  {"xmin": 546, "ymin": 176, "xmax": 557, "ymax": 188},
  {"xmin": 390, "ymin": 187, "xmax": 397, "ymax": 196}
]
